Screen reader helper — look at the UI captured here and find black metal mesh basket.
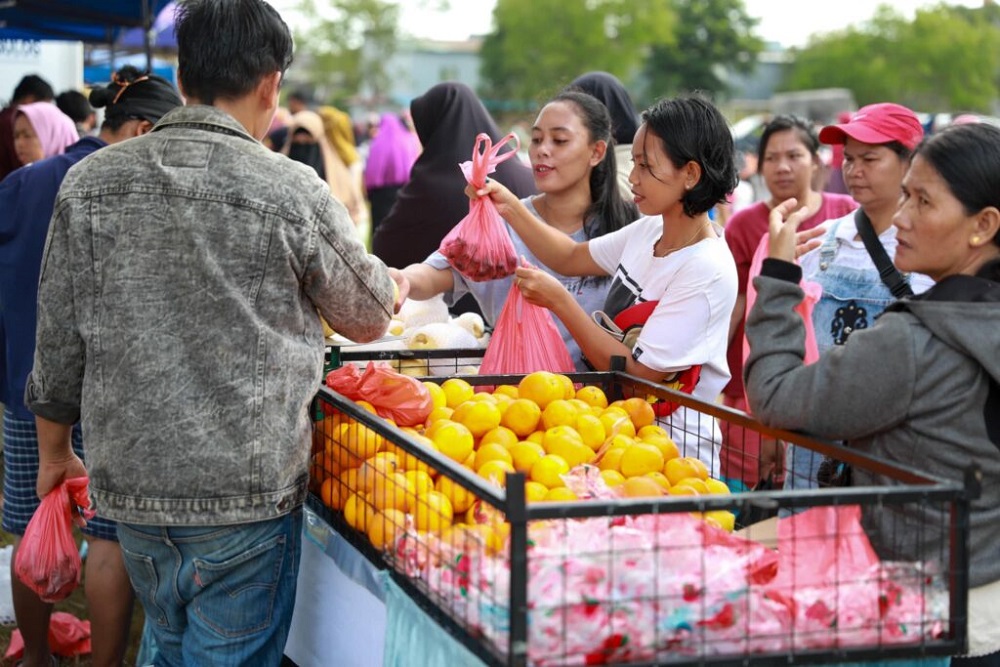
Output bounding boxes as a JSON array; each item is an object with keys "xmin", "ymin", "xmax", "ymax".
[{"xmin": 308, "ymin": 368, "xmax": 973, "ymax": 667}]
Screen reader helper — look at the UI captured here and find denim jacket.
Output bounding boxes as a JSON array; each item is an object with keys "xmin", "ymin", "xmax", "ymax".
[{"xmin": 27, "ymin": 105, "xmax": 393, "ymax": 526}]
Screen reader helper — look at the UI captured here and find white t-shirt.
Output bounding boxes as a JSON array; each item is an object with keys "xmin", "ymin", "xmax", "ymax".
[
  {"xmin": 799, "ymin": 211, "xmax": 935, "ymax": 294},
  {"xmin": 588, "ymin": 215, "xmax": 738, "ymax": 475}
]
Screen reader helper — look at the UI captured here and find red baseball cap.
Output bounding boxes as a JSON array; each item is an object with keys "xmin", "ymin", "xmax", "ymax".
[{"xmin": 819, "ymin": 103, "xmax": 924, "ymax": 150}]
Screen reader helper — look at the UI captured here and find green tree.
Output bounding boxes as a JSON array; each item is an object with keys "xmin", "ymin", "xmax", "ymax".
[
  {"xmin": 291, "ymin": 0, "xmax": 401, "ymax": 105},
  {"xmin": 784, "ymin": 4, "xmax": 1000, "ymax": 112},
  {"xmin": 644, "ymin": 0, "xmax": 763, "ymax": 99},
  {"xmin": 478, "ymin": 0, "xmax": 675, "ymax": 112}
]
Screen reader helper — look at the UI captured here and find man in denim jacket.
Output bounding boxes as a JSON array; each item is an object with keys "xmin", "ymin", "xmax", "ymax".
[{"xmin": 26, "ymin": 0, "xmax": 395, "ymax": 663}]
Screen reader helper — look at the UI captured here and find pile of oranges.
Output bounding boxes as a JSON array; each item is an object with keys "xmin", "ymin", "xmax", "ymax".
[{"xmin": 310, "ymin": 370, "xmax": 735, "ymax": 555}]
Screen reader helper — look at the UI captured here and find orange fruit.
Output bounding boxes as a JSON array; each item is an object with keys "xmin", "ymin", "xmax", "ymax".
[
  {"xmin": 493, "ymin": 384, "xmax": 519, "ymax": 399},
  {"xmin": 425, "ymin": 405, "xmax": 454, "ymax": 427},
  {"xmin": 468, "ymin": 392, "xmax": 499, "ymax": 403},
  {"xmin": 479, "ymin": 426, "xmax": 519, "ymax": 450},
  {"xmin": 705, "ymin": 478, "xmax": 732, "ymax": 495},
  {"xmin": 429, "ymin": 420, "xmax": 474, "ymax": 463},
  {"xmin": 435, "ymin": 475, "xmax": 475, "ymax": 514},
  {"xmin": 599, "ymin": 408, "xmax": 636, "ymax": 438},
  {"xmin": 575, "ymin": 385, "xmax": 608, "ymax": 409},
  {"xmin": 455, "ymin": 400, "xmax": 502, "ymax": 438},
  {"xmin": 441, "ymin": 377, "xmax": 475, "ymax": 408},
  {"xmin": 619, "ymin": 442, "xmax": 665, "ymax": 478},
  {"xmin": 703, "ymin": 510, "xmax": 736, "ymax": 532},
  {"xmin": 371, "ymin": 471, "xmax": 413, "ymax": 511},
  {"xmin": 526, "ymin": 430, "xmax": 546, "ymax": 445},
  {"xmin": 645, "ymin": 471, "xmax": 671, "ymax": 490},
  {"xmin": 644, "ymin": 434, "xmax": 681, "ymax": 463},
  {"xmin": 319, "ymin": 477, "xmax": 349, "ymax": 510},
  {"xmin": 404, "ymin": 470, "xmax": 434, "ymax": 511},
  {"xmin": 355, "ymin": 400, "xmax": 378, "ymax": 415},
  {"xmin": 501, "ymin": 398, "xmax": 542, "ymax": 437},
  {"xmin": 574, "ymin": 413, "xmax": 607, "ymax": 451},
  {"xmin": 672, "ymin": 477, "xmax": 710, "ymax": 495},
  {"xmin": 367, "ymin": 508, "xmax": 406, "ymax": 550},
  {"xmin": 357, "ymin": 454, "xmax": 398, "ymax": 493},
  {"xmin": 667, "ymin": 485, "xmax": 699, "ymax": 497},
  {"xmin": 423, "ymin": 381, "xmax": 447, "ymax": 409},
  {"xmin": 621, "ymin": 476, "xmax": 665, "ymax": 498},
  {"xmin": 683, "ymin": 456, "xmax": 710, "ymax": 481},
  {"xmin": 517, "ymin": 371, "xmax": 565, "ymax": 410},
  {"xmin": 540, "ymin": 399, "xmax": 580, "ymax": 430},
  {"xmin": 309, "ymin": 451, "xmax": 335, "ymax": 483},
  {"xmin": 509, "ymin": 441, "xmax": 545, "ymax": 473},
  {"xmin": 341, "ymin": 467, "xmax": 362, "ymax": 496},
  {"xmin": 542, "ymin": 487, "xmax": 579, "ymax": 502},
  {"xmin": 554, "ymin": 374, "xmax": 576, "ymax": 400},
  {"xmin": 623, "ymin": 396, "xmax": 656, "ymax": 430},
  {"xmin": 524, "ymin": 480, "xmax": 550, "ymax": 503},
  {"xmin": 597, "ymin": 446, "xmax": 626, "ymax": 472},
  {"xmin": 477, "ymin": 459, "xmax": 515, "ymax": 486},
  {"xmin": 462, "ymin": 449, "xmax": 476, "ymax": 469},
  {"xmin": 384, "ymin": 435, "xmax": 438, "ymax": 476},
  {"xmin": 474, "ymin": 443, "xmax": 514, "ymax": 471},
  {"xmin": 665, "ymin": 457, "xmax": 709, "ymax": 485},
  {"xmin": 530, "ymin": 454, "xmax": 570, "ymax": 489},
  {"xmin": 344, "ymin": 492, "xmax": 375, "ymax": 532},
  {"xmin": 542, "ymin": 426, "xmax": 594, "ymax": 468},
  {"xmin": 412, "ymin": 490, "xmax": 454, "ymax": 534},
  {"xmin": 336, "ymin": 422, "xmax": 384, "ymax": 460},
  {"xmin": 599, "ymin": 469, "xmax": 626, "ymax": 487}
]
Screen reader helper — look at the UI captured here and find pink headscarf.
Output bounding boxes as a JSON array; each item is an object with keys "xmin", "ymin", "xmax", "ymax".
[
  {"xmin": 363, "ymin": 113, "xmax": 419, "ymax": 190},
  {"xmin": 17, "ymin": 102, "xmax": 79, "ymax": 160}
]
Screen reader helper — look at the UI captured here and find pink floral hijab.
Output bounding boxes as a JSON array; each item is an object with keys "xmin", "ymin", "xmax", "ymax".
[{"xmin": 17, "ymin": 102, "xmax": 79, "ymax": 160}]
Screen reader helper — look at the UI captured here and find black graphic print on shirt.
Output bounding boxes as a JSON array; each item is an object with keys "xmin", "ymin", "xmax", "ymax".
[
  {"xmin": 830, "ymin": 300, "xmax": 868, "ymax": 346},
  {"xmin": 602, "ymin": 264, "xmax": 645, "ymax": 320}
]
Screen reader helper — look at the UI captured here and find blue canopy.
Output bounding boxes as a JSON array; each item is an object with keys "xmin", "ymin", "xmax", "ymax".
[{"xmin": 0, "ymin": 1, "xmax": 173, "ymax": 45}]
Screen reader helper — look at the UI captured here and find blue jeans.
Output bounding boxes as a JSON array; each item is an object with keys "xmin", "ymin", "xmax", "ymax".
[{"xmin": 117, "ymin": 511, "xmax": 303, "ymax": 667}]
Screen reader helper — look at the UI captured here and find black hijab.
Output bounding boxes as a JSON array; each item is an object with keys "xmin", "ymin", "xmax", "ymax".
[
  {"xmin": 372, "ymin": 82, "xmax": 537, "ymax": 270},
  {"xmin": 568, "ymin": 71, "xmax": 640, "ymax": 147}
]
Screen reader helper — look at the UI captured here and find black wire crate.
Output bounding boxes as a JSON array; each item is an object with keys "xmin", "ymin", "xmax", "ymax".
[
  {"xmin": 309, "ymin": 368, "xmax": 973, "ymax": 667},
  {"xmin": 324, "ymin": 343, "xmax": 486, "ymax": 376}
]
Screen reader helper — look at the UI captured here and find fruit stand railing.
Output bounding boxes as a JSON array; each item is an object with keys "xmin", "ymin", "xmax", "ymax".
[{"xmin": 309, "ymin": 369, "xmax": 976, "ymax": 667}]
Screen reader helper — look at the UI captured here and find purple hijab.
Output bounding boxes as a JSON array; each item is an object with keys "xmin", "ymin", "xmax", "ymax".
[
  {"xmin": 17, "ymin": 102, "xmax": 79, "ymax": 161},
  {"xmin": 363, "ymin": 113, "xmax": 419, "ymax": 190}
]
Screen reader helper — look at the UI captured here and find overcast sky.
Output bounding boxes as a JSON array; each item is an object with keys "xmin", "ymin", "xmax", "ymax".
[{"xmin": 268, "ymin": 0, "xmax": 988, "ymax": 48}]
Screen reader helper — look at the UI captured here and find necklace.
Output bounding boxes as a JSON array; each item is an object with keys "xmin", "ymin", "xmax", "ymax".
[{"xmin": 653, "ymin": 222, "xmax": 708, "ymax": 258}]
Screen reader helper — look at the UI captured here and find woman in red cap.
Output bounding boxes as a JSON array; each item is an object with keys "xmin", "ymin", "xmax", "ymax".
[{"xmin": 785, "ymin": 102, "xmax": 937, "ymax": 493}]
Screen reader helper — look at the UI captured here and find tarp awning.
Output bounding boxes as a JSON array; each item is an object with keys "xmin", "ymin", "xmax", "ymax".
[{"xmin": 0, "ymin": 1, "xmax": 174, "ymax": 43}]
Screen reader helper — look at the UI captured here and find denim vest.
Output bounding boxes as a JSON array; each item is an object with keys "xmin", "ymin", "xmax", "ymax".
[
  {"xmin": 787, "ymin": 217, "xmax": 901, "ymax": 490},
  {"xmin": 27, "ymin": 106, "xmax": 394, "ymax": 526}
]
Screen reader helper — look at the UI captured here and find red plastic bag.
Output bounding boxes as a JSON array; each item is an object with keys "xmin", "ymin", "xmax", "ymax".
[
  {"xmin": 325, "ymin": 362, "xmax": 434, "ymax": 427},
  {"xmin": 14, "ymin": 477, "xmax": 95, "ymax": 603},
  {"xmin": 479, "ymin": 278, "xmax": 576, "ymax": 375},
  {"xmin": 438, "ymin": 132, "xmax": 520, "ymax": 281},
  {"xmin": 4, "ymin": 611, "xmax": 92, "ymax": 661}
]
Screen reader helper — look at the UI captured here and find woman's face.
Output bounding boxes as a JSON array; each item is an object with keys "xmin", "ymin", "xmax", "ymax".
[
  {"xmin": 842, "ymin": 138, "xmax": 909, "ymax": 212},
  {"xmin": 894, "ymin": 154, "xmax": 983, "ymax": 282},
  {"xmin": 761, "ymin": 128, "xmax": 818, "ymax": 202},
  {"xmin": 529, "ymin": 101, "xmax": 601, "ymax": 195},
  {"xmin": 13, "ymin": 114, "xmax": 44, "ymax": 165},
  {"xmin": 628, "ymin": 124, "xmax": 689, "ymax": 217}
]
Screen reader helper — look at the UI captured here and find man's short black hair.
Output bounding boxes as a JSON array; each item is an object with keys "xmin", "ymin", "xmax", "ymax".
[
  {"xmin": 175, "ymin": 0, "xmax": 293, "ymax": 105},
  {"xmin": 12, "ymin": 74, "xmax": 54, "ymax": 103},
  {"xmin": 56, "ymin": 90, "xmax": 94, "ymax": 124}
]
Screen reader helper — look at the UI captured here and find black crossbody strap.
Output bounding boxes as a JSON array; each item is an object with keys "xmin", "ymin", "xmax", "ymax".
[{"xmin": 854, "ymin": 208, "xmax": 914, "ymax": 298}]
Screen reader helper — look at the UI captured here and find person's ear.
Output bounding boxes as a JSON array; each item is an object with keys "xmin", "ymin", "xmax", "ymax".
[
  {"xmin": 971, "ymin": 206, "xmax": 1000, "ymax": 248},
  {"xmin": 134, "ymin": 119, "xmax": 155, "ymax": 137},
  {"xmin": 683, "ymin": 160, "xmax": 702, "ymax": 191},
  {"xmin": 259, "ymin": 71, "xmax": 281, "ymax": 111},
  {"xmin": 590, "ymin": 139, "xmax": 608, "ymax": 167}
]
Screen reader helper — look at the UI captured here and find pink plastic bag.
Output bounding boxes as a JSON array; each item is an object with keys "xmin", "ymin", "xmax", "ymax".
[
  {"xmin": 325, "ymin": 362, "xmax": 434, "ymax": 427},
  {"xmin": 479, "ymin": 277, "xmax": 576, "ymax": 376},
  {"xmin": 14, "ymin": 476, "xmax": 95, "ymax": 603},
  {"xmin": 743, "ymin": 232, "xmax": 822, "ymax": 391},
  {"xmin": 438, "ymin": 133, "xmax": 521, "ymax": 281}
]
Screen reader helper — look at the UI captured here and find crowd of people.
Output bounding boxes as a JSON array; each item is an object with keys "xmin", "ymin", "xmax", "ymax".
[{"xmin": 0, "ymin": 0, "xmax": 997, "ymax": 665}]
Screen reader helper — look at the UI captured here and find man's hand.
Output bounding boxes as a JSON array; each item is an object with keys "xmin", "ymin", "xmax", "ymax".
[{"xmin": 388, "ymin": 268, "xmax": 409, "ymax": 314}]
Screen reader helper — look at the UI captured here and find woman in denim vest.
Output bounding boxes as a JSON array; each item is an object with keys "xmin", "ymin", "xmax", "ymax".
[{"xmin": 786, "ymin": 103, "xmax": 936, "ymax": 492}]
